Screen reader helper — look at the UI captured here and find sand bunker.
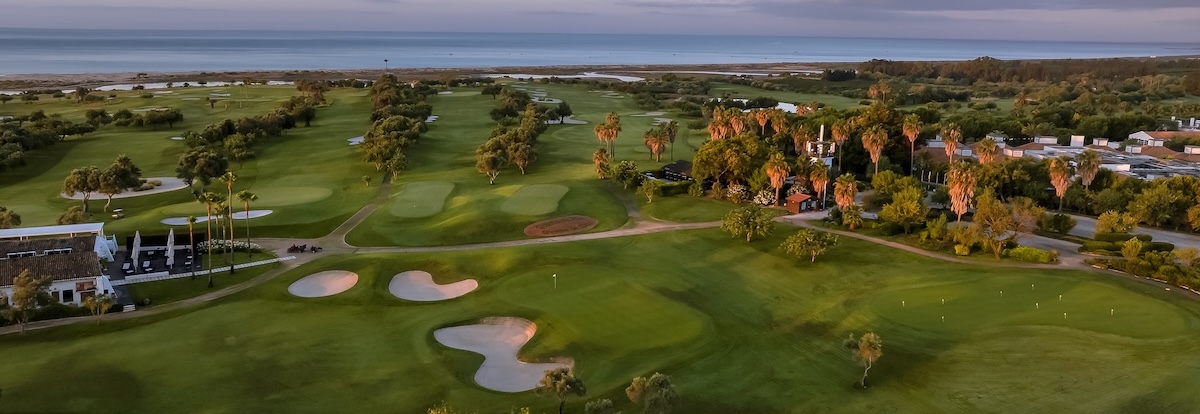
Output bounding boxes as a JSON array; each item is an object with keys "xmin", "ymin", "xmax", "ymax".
[
  {"xmin": 525, "ymin": 215, "xmax": 599, "ymax": 237},
  {"xmin": 170, "ymin": 136, "xmax": 185, "ymax": 140},
  {"xmin": 348, "ymin": 136, "xmax": 364, "ymax": 145},
  {"xmin": 653, "ymin": 117, "xmax": 673, "ymax": 125},
  {"xmin": 632, "ymin": 111, "xmax": 666, "ymax": 117},
  {"xmin": 434, "ymin": 317, "xmax": 571, "ymax": 393},
  {"xmin": 438, "ymin": 91, "xmax": 454, "ymax": 95},
  {"xmin": 288, "ymin": 270, "xmax": 359, "ymax": 298},
  {"xmin": 389, "ymin": 271, "xmax": 477, "ymax": 301},
  {"xmin": 425, "ymin": 115, "xmax": 439, "ymax": 123},
  {"xmin": 545, "ymin": 116, "xmax": 587, "ymax": 125},
  {"xmin": 62, "ymin": 177, "xmax": 188, "ymax": 200},
  {"xmin": 160, "ymin": 210, "xmax": 272, "ymax": 226}
]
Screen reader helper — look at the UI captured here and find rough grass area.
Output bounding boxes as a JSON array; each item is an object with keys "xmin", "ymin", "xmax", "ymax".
[{"xmin": 3, "ymin": 230, "xmax": 1198, "ymax": 413}]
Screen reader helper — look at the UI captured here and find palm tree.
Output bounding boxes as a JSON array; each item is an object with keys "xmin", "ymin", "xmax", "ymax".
[
  {"xmin": 862, "ymin": 126, "xmax": 889, "ymax": 175},
  {"xmin": 810, "ymin": 161, "xmax": 829, "ymax": 209},
  {"xmin": 753, "ymin": 109, "xmax": 771, "ymax": 136},
  {"xmin": 729, "ymin": 112, "xmax": 747, "ymax": 135},
  {"xmin": 186, "ymin": 215, "xmax": 197, "ymax": 274},
  {"xmin": 220, "ymin": 172, "xmax": 238, "ymax": 274},
  {"xmin": 946, "ymin": 161, "xmax": 977, "ymax": 222},
  {"xmin": 763, "ymin": 152, "xmax": 790, "ymax": 205},
  {"xmin": 1048, "ymin": 156, "xmax": 1073, "ymax": 211},
  {"xmin": 662, "ymin": 120, "xmax": 679, "ymax": 160},
  {"xmin": 200, "ymin": 192, "xmax": 220, "ymax": 287},
  {"xmin": 605, "ymin": 112, "xmax": 621, "ymax": 158},
  {"xmin": 593, "ymin": 123, "xmax": 611, "ymax": 158},
  {"xmin": 940, "ymin": 123, "xmax": 962, "ymax": 164},
  {"xmin": 1076, "ymin": 149, "xmax": 1101, "ymax": 189},
  {"xmin": 236, "ymin": 190, "xmax": 257, "ymax": 261},
  {"xmin": 902, "ymin": 114, "xmax": 921, "ymax": 175},
  {"xmin": 834, "ymin": 173, "xmax": 858, "ymax": 211},
  {"xmin": 976, "ymin": 138, "xmax": 999, "ymax": 164},
  {"xmin": 790, "ymin": 126, "xmax": 814, "ymax": 157},
  {"xmin": 643, "ymin": 129, "xmax": 669, "ymax": 162},
  {"xmin": 832, "ymin": 120, "xmax": 851, "ymax": 171}
]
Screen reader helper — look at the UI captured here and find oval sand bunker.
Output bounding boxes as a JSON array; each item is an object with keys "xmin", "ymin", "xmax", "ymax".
[
  {"xmin": 434, "ymin": 317, "xmax": 571, "ymax": 393},
  {"xmin": 389, "ymin": 271, "xmax": 477, "ymax": 301},
  {"xmin": 288, "ymin": 271, "xmax": 359, "ymax": 298}
]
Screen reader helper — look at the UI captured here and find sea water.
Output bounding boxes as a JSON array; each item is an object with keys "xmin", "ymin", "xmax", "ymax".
[{"xmin": 0, "ymin": 28, "xmax": 1196, "ymax": 75}]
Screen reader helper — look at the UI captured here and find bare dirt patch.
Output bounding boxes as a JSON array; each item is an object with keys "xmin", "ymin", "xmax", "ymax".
[{"xmin": 524, "ymin": 215, "xmax": 599, "ymax": 237}]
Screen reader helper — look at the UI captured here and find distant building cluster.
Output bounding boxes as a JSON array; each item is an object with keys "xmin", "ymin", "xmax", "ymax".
[{"xmin": 918, "ymin": 121, "xmax": 1200, "ymax": 180}]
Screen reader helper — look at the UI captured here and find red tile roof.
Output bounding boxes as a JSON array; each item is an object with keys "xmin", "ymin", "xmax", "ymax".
[
  {"xmin": 1139, "ymin": 146, "xmax": 1181, "ymax": 159},
  {"xmin": 1145, "ymin": 131, "xmax": 1200, "ymax": 140}
]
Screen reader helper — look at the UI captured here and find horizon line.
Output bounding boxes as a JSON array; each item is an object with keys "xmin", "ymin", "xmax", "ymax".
[{"xmin": 1, "ymin": 26, "xmax": 1198, "ymax": 46}]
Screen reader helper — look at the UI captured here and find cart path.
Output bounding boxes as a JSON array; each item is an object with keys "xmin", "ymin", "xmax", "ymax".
[{"xmin": 6, "ymin": 203, "xmax": 1195, "ymax": 335}]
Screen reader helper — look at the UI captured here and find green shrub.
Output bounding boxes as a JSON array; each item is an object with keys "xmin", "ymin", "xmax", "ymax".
[
  {"xmin": 660, "ymin": 181, "xmax": 690, "ymax": 197},
  {"xmin": 1144, "ymin": 241, "xmax": 1176, "ymax": 253},
  {"xmin": 1037, "ymin": 213, "xmax": 1077, "ymax": 235},
  {"xmin": 687, "ymin": 181, "xmax": 705, "ymax": 197},
  {"xmin": 878, "ymin": 221, "xmax": 905, "ymax": 236},
  {"xmin": 954, "ymin": 244, "xmax": 971, "ymax": 256},
  {"xmin": 1004, "ymin": 246, "xmax": 1059, "ymax": 264},
  {"xmin": 1080, "ymin": 241, "xmax": 1119, "ymax": 252},
  {"xmin": 1094, "ymin": 233, "xmax": 1152, "ymax": 243}
]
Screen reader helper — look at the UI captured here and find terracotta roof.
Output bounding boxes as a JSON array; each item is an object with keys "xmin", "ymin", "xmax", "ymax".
[
  {"xmin": 915, "ymin": 147, "xmax": 951, "ymax": 165},
  {"xmin": 0, "ymin": 236, "xmax": 101, "ymax": 286},
  {"xmin": 786, "ymin": 193, "xmax": 812, "ymax": 202},
  {"xmin": 1014, "ymin": 142, "xmax": 1049, "ymax": 151},
  {"xmin": 1146, "ymin": 131, "xmax": 1200, "ymax": 140},
  {"xmin": 1139, "ymin": 146, "xmax": 1181, "ymax": 159},
  {"xmin": 1175, "ymin": 153, "xmax": 1200, "ymax": 163},
  {"xmin": 1085, "ymin": 145, "xmax": 1118, "ymax": 153}
]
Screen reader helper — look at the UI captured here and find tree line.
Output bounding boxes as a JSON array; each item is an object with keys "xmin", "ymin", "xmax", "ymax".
[
  {"xmin": 476, "ymin": 89, "xmax": 549, "ymax": 184},
  {"xmin": 0, "ymin": 110, "xmax": 97, "ymax": 173},
  {"xmin": 361, "ymin": 74, "xmax": 436, "ymax": 180}
]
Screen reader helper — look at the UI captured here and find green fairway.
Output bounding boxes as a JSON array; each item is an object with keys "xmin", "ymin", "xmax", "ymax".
[
  {"xmin": 500, "ymin": 184, "xmax": 569, "ymax": 215},
  {"xmin": 638, "ymin": 195, "xmax": 734, "ymax": 222},
  {"xmin": 345, "ymin": 84, "xmax": 673, "ymax": 247},
  {"xmin": 3, "ymin": 229, "xmax": 1199, "ymax": 413},
  {"xmin": 390, "ymin": 181, "xmax": 456, "ymax": 218},
  {"xmin": 0, "ymin": 85, "xmax": 377, "ymax": 239}
]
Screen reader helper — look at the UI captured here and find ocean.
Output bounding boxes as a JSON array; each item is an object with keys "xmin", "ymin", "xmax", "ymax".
[{"xmin": 0, "ymin": 28, "xmax": 1197, "ymax": 75}]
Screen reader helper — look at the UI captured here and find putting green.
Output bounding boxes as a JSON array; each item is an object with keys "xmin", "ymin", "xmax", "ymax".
[
  {"xmin": 390, "ymin": 181, "xmax": 455, "ymax": 218},
  {"xmin": 496, "ymin": 270, "xmax": 707, "ymax": 349},
  {"xmin": 499, "ymin": 184, "xmax": 569, "ymax": 216},
  {"xmin": 871, "ymin": 274, "xmax": 1191, "ymax": 339},
  {"xmin": 248, "ymin": 187, "xmax": 334, "ymax": 207}
]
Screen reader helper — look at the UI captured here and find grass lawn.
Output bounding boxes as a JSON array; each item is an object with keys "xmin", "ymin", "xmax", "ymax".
[
  {"xmin": 638, "ymin": 195, "xmax": 735, "ymax": 222},
  {"xmin": 125, "ymin": 252, "xmax": 279, "ymax": 306},
  {"xmin": 2, "ymin": 229, "xmax": 1198, "ymax": 413},
  {"xmin": 346, "ymin": 83, "xmax": 694, "ymax": 247},
  {"xmin": 708, "ymin": 82, "xmax": 866, "ymax": 110},
  {"xmin": 0, "ymin": 85, "xmax": 377, "ymax": 238},
  {"xmin": 389, "ymin": 181, "xmax": 456, "ymax": 218}
]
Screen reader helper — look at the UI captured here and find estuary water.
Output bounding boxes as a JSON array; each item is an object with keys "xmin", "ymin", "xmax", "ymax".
[{"xmin": 0, "ymin": 28, "xmax": 1196, "ymax": 75}]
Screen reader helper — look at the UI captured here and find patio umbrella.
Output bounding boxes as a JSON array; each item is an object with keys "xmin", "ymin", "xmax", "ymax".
[
  {"xmin": 131, "ymin": 231, "xmax": 142, "ymax": 268},
  {"xmin": 165, "ymin": 228, "xmax": 175, "ymax": 268}
]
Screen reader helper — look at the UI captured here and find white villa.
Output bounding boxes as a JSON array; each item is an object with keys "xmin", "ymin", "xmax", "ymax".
[{"xmin": 0, "ymin": 223, "xmax": 118, "ymax": 306}]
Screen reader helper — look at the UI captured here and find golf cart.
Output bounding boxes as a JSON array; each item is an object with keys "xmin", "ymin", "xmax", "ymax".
[{"xmin": 111, "ymin": 208, "xmax": 125, "ymax": 219}]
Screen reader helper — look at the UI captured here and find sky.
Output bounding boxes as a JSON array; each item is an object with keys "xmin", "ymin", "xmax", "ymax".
[{"xmin": 0, "ymin": 0, "xmax": 1197, "ymax": 43}]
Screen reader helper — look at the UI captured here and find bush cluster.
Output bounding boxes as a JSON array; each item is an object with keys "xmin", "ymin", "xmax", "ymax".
[{"xmin": 1003, "ymin": 246, "xmax": 1059, "ymax": 264}]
